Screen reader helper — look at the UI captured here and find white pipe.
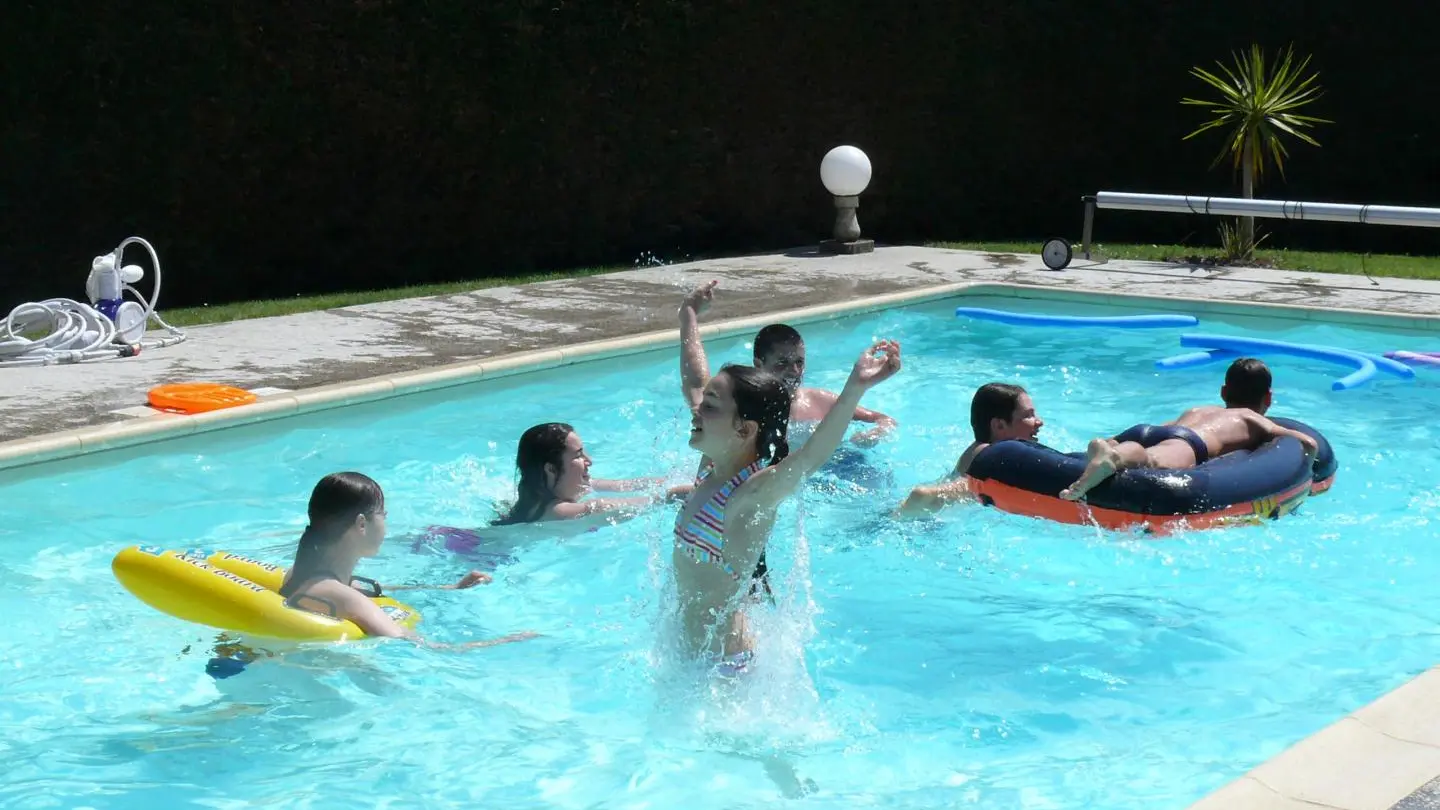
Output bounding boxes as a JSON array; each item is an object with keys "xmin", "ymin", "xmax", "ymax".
[
  {"xmin": 0, "ymin": 299, "xmax": 120, "ymax": 366},
  {"xmin": 1096, "ymin": 192, "xmax": 1440, "ymax": 229},
  {"xmin": 118, "ymin": 236, "xmax": 187, "ymax": 350}
]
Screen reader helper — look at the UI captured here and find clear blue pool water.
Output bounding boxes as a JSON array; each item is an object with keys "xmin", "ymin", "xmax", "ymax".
[{"xmin": 2, "ymin": 293, "xmax": 1439, "ymax": 809}]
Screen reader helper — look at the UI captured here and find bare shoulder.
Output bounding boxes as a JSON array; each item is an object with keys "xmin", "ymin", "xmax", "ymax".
[
  {"xmin": 727, "ymin": 464, "xmax": 780, "ymax": 511},
  {"xmin": 1227, "ymin": 407, "xmax": 1269, "ymax": 425},
  {"xmin": 791, "ymin": 387, "xmax": 837, "ymax": 421},
  {"xmin": 1169, "ymin": 400, "xmax": 1226, "ymax": 426},
  {"xmin": 301, "ymin": 578, "xmax": 371, "ymax": 617},
  {"xmin": 1238, "ymin": 407, "xmax": 1287, "ymax": 430},
  {"xmin": 955, "ymin": 441, "xmax": 987, "ymax": 476},
  {"xmin": 802, "ymin": 387, "xmax": 839, "ymax": 405},
  {"xmin": 1176, "ymin": 404, "xmax": 1222, "ymax": 422},
  {"xmin": 549, "ymin": 501, "xmax": 590, "ymax": 519}
]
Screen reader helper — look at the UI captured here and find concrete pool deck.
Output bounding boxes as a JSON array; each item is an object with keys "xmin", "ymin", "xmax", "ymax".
[
  {"xmin": 2, "ymin": 243, "xmax": 1439, "ymax": 809},
  {"xmin": 3, "ymin": 244, "xmax": 1438, "ymax": 450}
]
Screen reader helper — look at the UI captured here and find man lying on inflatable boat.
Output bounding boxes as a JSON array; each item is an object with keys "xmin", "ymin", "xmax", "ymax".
[{"xmin": 899, "ymin": 358, "xmax": 1337, "ymax": 532}]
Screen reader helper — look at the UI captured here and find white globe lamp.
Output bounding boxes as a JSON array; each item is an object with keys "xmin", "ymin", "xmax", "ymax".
[
  {"xmin": 818, "ymin": 145, "xmax": 875, "ymax": 254},
  {"xmin": 820, "ymin": 146, "xmax": 872, "ymax": 197}
]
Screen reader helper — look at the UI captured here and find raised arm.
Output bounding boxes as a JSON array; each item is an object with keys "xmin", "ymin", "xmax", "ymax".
[
  {"xmin": 741, "ymin": 341, "xmax": 902, "ymax": 512},
  {"xmin": 679, "ymin": 281, "xmax": 718, "ymax": 411}
]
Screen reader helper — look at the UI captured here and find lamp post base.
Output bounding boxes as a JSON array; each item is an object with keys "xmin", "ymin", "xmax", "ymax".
[{"xmin": 819, "ymin": 238, "xmax": 875, "ymax": 255}]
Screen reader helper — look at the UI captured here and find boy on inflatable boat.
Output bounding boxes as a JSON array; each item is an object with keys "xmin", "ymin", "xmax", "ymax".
[
  {"xmin": 898, "ymin": 358, "xmax": 1319, "ymax": 516},
  {"xmin": 1059, "ymin": 358, "xmax": 1319, "ymax": 501}
]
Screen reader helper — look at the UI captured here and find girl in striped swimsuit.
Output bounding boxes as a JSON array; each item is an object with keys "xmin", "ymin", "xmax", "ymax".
[{"xmin": 675, "ymin": 281, "xmax": 902, "ymax": 673}]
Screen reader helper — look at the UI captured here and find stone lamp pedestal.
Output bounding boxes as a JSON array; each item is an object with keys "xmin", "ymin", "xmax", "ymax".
[{"xmin": 819, "ymin": 194, "xmax": 874, "ymax": 254}]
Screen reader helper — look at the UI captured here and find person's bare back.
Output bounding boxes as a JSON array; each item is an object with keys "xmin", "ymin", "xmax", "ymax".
[
  {"xmin": 1059, "ymin": 357, "xmax": 1320, "ymax": 502},
  {"xmin": 1060, "ymin": 405, "xmax": 1319, "ymax": 501},
  {"xmin": 1171, "ymin": 406, "xmax": 1279, "ymax": 460}
]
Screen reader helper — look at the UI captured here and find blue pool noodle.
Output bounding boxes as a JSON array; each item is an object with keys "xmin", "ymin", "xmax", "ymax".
[
  {"xmin": 1154, "ymin": 349, "xmax": 1241, "ymax": 370},
  {"xmin": 1174, "ymin": 333, "xmax": 1414, "ymax": 391},
  {"xmin": 954, "ymin": 308, "xmax": 1199, "ymax": 328}
]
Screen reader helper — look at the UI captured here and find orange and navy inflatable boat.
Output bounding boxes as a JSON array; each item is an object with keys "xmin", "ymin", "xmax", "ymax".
[{"xmin": 966, "ymin": 417, "xmax": 1336, "ymax": 533}]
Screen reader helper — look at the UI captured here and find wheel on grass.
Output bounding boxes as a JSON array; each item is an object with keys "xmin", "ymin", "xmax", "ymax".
[{"xmin": 1041, "ymin": 237, "xmax": 1072, "ymax": 271}]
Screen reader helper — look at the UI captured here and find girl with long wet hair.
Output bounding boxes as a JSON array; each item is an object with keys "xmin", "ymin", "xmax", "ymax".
[
  {"xmin": 674, "ymin": 280, "xmax": 902, "ymax": 673},
  {"xmin": 491, "ymin": 422, "xmax": 692, "ymax": 526}
]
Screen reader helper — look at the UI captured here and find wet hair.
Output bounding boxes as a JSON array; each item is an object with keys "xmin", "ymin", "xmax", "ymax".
[
  {"xmin": 1223, "ymin": 357, "xmax": 1272, "ymax": 409},
  {"xmin": 297, "ymin": 472, "xmax": 385, "ymax": 550},
  {"xmin": 492, "ymin": 422, "xmax": 574, "ymax": 526},
  {"xmin": 717, "ymin": 365, "xmax": 791, "ymax": 601},
  {"xmin": 753, "ymin": 324, "xmax": 804, "ymax": 361},
  {"xmin": 970, "ymin": 382, "xmax": 1027, "ymax": 442},
  {"xmin": 718, "ymin": 364, "xmax": 791, "ymax": 464}
]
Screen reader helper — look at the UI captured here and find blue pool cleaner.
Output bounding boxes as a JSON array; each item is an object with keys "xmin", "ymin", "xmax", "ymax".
[{"xmin": 954, "ymin": 307, "xmax": 1198, "ymax": 328}]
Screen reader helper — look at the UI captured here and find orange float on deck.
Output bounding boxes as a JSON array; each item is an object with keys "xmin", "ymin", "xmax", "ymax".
[{"xmin": 148, "ymin": 383, "xmax": 257, "ymax": 415}]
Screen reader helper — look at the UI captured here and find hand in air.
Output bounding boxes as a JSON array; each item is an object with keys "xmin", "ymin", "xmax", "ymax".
[
  {"xmin": 680, "ymin": 280, "xmax": 719, "ymax": 317},
  {"xmin": 454, "ymin": 570, "xmax": 492, "ymax": 589},
  {"xmin": 848, "ymin": 340, "xmax": 902, "ymax": 389}
]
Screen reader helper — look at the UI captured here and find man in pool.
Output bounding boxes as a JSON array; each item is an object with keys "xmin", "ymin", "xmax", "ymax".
[
  {"xmin": 1059, "ymin": 357, "xmax": 1319, "ymax": 501},
  {"xmin": 896, "ymin": 382, "xmax": 1043, "ymax": 515},
  {"xmin": 681, "ymin": 281, "xmax": 898, "ymax": 447},
  {"xmin": 752, "ymin": 322, "xmax": 898, "ymax": 447}
]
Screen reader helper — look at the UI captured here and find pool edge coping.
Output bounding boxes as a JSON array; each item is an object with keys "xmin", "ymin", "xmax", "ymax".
[
  {"xmin": 1185, "ymin": 666, "xmax": 1440, "ymax": 810},
  {"xmin": 2, "ymin": 278, "xmax": 1436, "ymax": 476}
]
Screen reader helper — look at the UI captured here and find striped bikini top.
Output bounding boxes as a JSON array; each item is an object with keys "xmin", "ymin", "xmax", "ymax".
[{"xmin": 673, "ymin": 459, "xmax": 765, "ymax": 581}]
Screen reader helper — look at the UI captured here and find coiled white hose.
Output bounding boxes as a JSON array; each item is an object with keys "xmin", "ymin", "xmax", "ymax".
[{"xmin": 0, "ymin": 237, "xmax": 187, "ymax": 367}]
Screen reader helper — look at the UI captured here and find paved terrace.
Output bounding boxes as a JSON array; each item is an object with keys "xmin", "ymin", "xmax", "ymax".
[
  {"xmin": 2, "ymin": 245, "xmax": 1438, "ymax": 445},
  {"xmin": 3, "ymin": 244, "xmax": 1440, "ymax": 810}
]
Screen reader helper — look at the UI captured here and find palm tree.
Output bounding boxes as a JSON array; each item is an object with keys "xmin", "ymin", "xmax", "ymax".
[{"xmin": 1182, "ymin": 44, "xmax": 1332, "ymax": 256}]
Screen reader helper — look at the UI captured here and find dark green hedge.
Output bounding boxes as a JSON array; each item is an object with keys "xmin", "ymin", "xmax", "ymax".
[{"xmin": 2, "ymin": 1, "xmax": 1437, "ymax": 308}]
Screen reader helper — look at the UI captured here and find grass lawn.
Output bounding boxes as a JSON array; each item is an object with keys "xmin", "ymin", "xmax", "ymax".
[
  {"xmin": 932, "ymin": 240, "xmax": 1440, "ymax": 281},
  {"xmin": 153, "ymin": 242, "xmax": 1440, "ymax": 328}
]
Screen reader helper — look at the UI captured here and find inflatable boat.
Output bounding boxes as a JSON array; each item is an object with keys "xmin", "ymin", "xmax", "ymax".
[{"xmin": 965, "ymin": 417, "xmax": 1336, "ymax": 532}]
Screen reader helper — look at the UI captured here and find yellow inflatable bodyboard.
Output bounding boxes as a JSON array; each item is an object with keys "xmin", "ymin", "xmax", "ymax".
[{"xmin": 112, "ymin": 545, "xmax": 421, "ymax": 642}]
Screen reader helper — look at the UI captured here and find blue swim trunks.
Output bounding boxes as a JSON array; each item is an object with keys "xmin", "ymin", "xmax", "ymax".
[{"xmin": 1113, "ymin": 423, "xmax": 1211, "ymax": 465}]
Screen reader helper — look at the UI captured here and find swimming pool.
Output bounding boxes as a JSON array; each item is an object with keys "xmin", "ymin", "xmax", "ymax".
[{"xmin": 2, "ymin": 292, "xmax": 1437, "ymax": 809}]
